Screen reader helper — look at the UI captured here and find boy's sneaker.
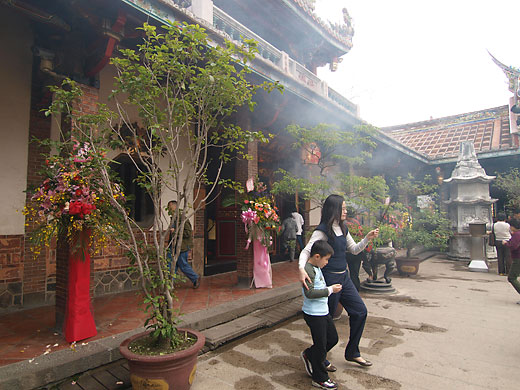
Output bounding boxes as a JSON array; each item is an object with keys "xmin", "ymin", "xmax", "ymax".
[
  {"xmin": 301, "ymin": 350, "xmax": 313, "ymax": 377},
  {"xmin": 312, "ymin": 379, "xmax": 338, "ymax": 389}
]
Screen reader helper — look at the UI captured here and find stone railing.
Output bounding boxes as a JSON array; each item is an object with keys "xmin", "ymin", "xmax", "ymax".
[
  {"xmin": 213, "ymin": 7, "xmax": 281, "ymax": 64},
  {"xmin": 211, "ymin": 5, "xmax": 357, "ymax": 117},
  {"xmin": 327, "ymin": 87, "xmax": 358, "ymax": 114}
]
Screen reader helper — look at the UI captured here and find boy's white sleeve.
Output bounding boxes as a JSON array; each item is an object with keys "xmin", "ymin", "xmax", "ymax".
[{"xmin": 298, "ymin": 230, "xmax": 327, "ymax": 269}]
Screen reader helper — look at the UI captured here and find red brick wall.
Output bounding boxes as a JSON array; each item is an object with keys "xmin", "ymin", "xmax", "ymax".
[
  {"xmin": 0, "ymin": 236, "xmax": 23, "ymax": 281},
  {"xmin": 0, "ymin": 235, "xmax": 24, "ymax": 307},
  {"xmin": 15, "ymin": 78, "xmax": 138, "ymax": 311}
]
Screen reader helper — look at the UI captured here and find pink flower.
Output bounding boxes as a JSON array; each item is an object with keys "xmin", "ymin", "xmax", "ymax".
[{"xmin": 241, "ymin": 209, "xmax": 257, "ymax": 225}]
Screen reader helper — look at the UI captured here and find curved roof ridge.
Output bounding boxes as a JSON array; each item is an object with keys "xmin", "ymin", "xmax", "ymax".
[{"xmin": 383, "ymin": 105, "xmax": 508, "ymax": 132}]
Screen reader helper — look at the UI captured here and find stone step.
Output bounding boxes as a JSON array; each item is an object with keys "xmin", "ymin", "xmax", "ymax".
[{"xmin": 203, "ymin": 296, "xmax": 302, "ymax": 350}]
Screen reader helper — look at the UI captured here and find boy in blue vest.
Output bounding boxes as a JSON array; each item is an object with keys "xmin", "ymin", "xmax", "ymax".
[{"xmin": 300, "ymin": 240, "xmax": 342, "ymax": 389}]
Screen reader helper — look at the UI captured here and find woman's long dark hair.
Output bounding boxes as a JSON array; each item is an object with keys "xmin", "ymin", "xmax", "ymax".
[{"xmin": 320, "ymin": 194, "xmax": 347, "ymax": 238}]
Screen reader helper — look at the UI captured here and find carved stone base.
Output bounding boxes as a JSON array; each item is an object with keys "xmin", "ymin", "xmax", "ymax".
[{"xmin": 360, "ymin": 279, "xmax": 395, "ymax": 294}]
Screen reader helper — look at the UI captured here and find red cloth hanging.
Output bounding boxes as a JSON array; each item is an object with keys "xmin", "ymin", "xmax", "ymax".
[{"xmin": 64, "ymin": 231, "xmax": 97, "ymax": 342}]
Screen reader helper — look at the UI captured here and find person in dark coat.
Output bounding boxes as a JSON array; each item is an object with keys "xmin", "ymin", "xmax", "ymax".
[
  {"xmin": 281, "ymin": 213, "xmax": 298, "ymax": 261},
  {"xmin": 167, "ymin": 200, "xmax": 200, "ymax": 288}
]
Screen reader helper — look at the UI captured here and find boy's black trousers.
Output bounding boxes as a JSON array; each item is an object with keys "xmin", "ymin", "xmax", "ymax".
[{"xmin": 303, "ymin": 313, "xmax": 338, "ymax": 382}]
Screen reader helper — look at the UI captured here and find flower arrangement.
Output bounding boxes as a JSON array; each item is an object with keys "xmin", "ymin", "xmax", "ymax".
[
  {"xmin": 240, "ymin": 177, "xmax": 280, "ymax": 247},
  {"xmin": 24, "ymin": 139, "xmax": 126, "ymax": 254}
]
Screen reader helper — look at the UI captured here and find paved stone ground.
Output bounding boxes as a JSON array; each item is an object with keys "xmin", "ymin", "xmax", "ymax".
[{"xmin": 191, "ymin": 256, "xmax": 520, "ymax": 390}]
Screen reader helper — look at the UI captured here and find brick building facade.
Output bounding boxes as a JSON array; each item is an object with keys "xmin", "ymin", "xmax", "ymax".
[{"xmin": 0, "ymin": 0, "xmax": 361, "ymax": 313}]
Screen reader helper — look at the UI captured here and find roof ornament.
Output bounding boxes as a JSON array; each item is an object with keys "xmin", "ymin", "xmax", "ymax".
[
  {"xmin": 327, "ymin": 8, "xmax": 354, "ymax": 43},
  {"xmin": 301, "ymin": 0, "xmax": 316, "ymax": 11},
  {"xmin": 488, "ymin": 51, "xmax": 520, "ymax": 95}
]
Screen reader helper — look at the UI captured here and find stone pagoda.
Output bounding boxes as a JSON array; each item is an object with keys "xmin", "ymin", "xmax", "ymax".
[{"xmin": 444, "ymin": 141, "xmax": 497, "ymax": 260}]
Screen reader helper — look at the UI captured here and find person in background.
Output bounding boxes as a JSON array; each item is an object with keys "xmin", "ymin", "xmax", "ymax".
[
  {"xmin": 292, "ymin": 208, "xmax": 305, "ymax": 255},
  {"xmin": 300, "ymin": 240, "xmax": 342, "ymax": 390},
  {"xmin": 167, "ymin": 200, "xmax": 200, "ymax": 289},
  {"xmin": 299, "ymin": 194, "xmax": 379, "ymax": 367},
  {"xmin": 504, "ymin": 218, "xmax": 520, "ymax": 304},
  {"xmin": 280, "ymin": 213, "xmax": 298, "ymax": 261},
  {"xmin": 494, "ymin": 212, "xmax": 511, "ymax": 275}
]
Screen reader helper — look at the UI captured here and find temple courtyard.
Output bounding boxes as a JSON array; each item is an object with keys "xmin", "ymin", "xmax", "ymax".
[{"xmin": 192, "ymin": 255, "xmax": 520, "ymax": 390}]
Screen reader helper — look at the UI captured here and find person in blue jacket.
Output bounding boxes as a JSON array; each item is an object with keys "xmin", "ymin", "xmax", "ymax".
[{"xmin": 300, "ymin": 240, "xmax": 342, "ymax": 389}]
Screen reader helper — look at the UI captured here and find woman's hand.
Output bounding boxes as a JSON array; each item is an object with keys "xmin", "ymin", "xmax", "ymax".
[
  {"xmin": 299, "ymin": 267, "xmax": 312, "ymax": 290},
  {"xmin": 366, "ymin": 228, "xmax": 379, "ymax": 240}
]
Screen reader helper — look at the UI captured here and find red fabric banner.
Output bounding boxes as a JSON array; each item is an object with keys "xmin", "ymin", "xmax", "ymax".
[{"xmin": 64, "ymin": 233, "xmax": 97, "ymax": 342}]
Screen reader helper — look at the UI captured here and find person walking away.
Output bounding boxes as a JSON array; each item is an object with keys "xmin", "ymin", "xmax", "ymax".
[
  {"xmin": 280, "ymin": 213, "xmax": 298, "ymax": 261},
  {"xmin": 504, "ymin": 218, "xmax": 520, "ymax": 304},
  {"xmin": 494, "ymin": 212, "xmax": 511, "ymax": 275},
  {"xmin": 299, "ymin": 194, "xmax": 379, "ymax": 367},
  {"xmin": 167, "ymin": 200, "xmax": 200, "ymax": 289},
  {"xmin": 300, "ymin": 240, "xmax": 342, "ymax": 389},
  {"xmin": 292, "ymin": 209, "xmax": 305, "ymax": 254}
]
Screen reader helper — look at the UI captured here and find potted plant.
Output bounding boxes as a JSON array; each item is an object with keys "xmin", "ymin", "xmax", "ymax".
[
  {"xmin": 46, "ymin": 21, "xmax": 281, "ymax": 390},
  {"xmin": 394, "ymin": 208, "xmax": 451, "ymax": 276}
]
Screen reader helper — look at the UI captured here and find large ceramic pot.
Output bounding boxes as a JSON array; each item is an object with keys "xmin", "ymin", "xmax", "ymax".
[
  {"xmin": 395, "ymin": 257, "xmax": 421, "ymax": 276},
  {"xmin": 119, "ymin": 328, "xmax": 205, "ymax": 390}
]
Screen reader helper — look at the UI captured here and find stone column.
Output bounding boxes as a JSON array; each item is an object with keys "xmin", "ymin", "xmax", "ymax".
[
  {"xmin": 23, "ymin": 66, "xmax": 53, "ymax": 307},
  {"xmin": 235, "ymin": 110, "xmax": 258, "ymax": 286},
  {"xmin": 191, "ymin": 0, "xmax": 213, "ymax": 24},
  {"xmin": 192, "ymin": 186, "xmax": 206, "ymax": 277}
]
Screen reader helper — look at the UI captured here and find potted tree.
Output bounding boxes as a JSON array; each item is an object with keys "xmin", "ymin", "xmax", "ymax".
[
  {"xmin": 47, "ymin": 22, "xmax": 281, "ymax": 390},
  {"xmin": 394, "ymin": 208, "xmax": 451, "ymax": 276}
]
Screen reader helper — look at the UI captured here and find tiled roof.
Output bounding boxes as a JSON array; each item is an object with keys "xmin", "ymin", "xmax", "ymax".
[
  {"xmin": 381, "ymin": 106, "xmax": 518, "ymax": 160},
  {"xmin": 290, "ymin": 0, "xmax": 353, "ymax": 50}
]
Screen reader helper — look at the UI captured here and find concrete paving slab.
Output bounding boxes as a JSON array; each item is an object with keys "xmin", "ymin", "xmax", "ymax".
[{"xmin": 190, "ymin": 256, "xmax": 520, "ymax": 390}]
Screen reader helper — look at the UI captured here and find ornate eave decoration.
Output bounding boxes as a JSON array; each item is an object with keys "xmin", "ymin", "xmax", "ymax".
[
  {"xmin": 489, "ymin": 51, "xmax": 520, "ymax": 94},
  {"xmin": 289, "ymin": 0, "xmax": 354, "ymax": 50}
]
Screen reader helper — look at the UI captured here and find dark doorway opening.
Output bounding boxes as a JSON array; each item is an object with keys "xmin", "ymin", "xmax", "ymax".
[
  {"xmin": 111, "ymin": 154, "xmax": 154, "ymax": 228},
  {"xmin": 204, "ymin": 159, "xmax": 238, "ymax": 276}
]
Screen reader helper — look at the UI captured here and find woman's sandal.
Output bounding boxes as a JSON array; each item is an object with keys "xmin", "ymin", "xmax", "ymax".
[
  {"xmin": 346, "ymin": 357, "xmax": 372, "ymax": 367},
  {"xmin": 325, "ymin": 362, "xmax": 337, "ymax": 372}
]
